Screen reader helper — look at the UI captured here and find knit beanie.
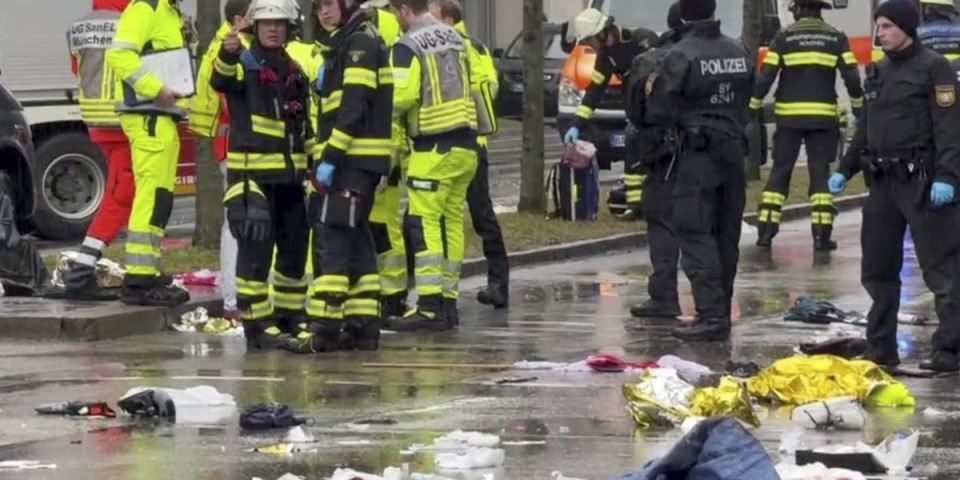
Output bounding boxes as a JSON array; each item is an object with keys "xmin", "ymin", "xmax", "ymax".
[
  {"xmin": 679, "ymin": 0, "xmax": 716, "ymax": 21},
  {"xmin": 667, "ymin": 2, "xmax": 683, "ymax": 29},
  {"xmin": 874, "ymin": 0, "xmax": 920, "ymax": 38}
]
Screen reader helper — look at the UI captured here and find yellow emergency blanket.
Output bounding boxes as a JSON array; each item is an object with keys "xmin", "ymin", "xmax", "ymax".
[
  {"xmin": 623, "ymin": 370, "xmax": 760, "ymax": 429},
  {"xmin": 746, "ymin": 355, "xmax": 915, "ymax": 407}
]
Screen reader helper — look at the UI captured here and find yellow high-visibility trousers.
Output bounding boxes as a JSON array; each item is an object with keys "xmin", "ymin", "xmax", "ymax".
[
  {"xmin": 369, "ymin": 171, "xmax": 407, "ymax": 296},
  {"xmin": 119, "ymin": 113, "xmax": 179, "ymax": 286},
  {"xmin": 405, "ymin": 144, "xmax": 478, "ymax": 310}
]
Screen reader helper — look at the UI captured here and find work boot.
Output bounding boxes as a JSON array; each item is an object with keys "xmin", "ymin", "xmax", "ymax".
[
  {"xmin": 615, "ymin": 208, "xmax": 643, "ymax": 222},
  {"xmin": 859, "ymin": 347, "xmax": 901, "ymax": 368},
  {"xmin": 671, "ymin": 317, "xmax": 731, "ymax": 342},
  {"xmin": 380, "ymin": 292, "xmax": 408, "ymax": 321},
  {"xmin": 244, "ymin": 320, "xmax": 310, "ymax": 353},
  {"xmin": 813, "ymin": 225, "xmax": 837, "ymax": 252},
  {"xmin": 120, "ymin": 284, "xmax": 190, "ymax": 307},
  {"xmin": 384, "ymin": 308, "xmax": 447, "ymax": 332},
  {"xmin": 755, "ymin": 223, "xmax": 776, "ymax": 248},
  {"xmin": 630, "ymin": 300, "xmax": 681, "ymax": 318},
  {"xmin": 311, "ymin": 319, "xmax": 342, "ymax": 353},
  {"xmin": 341, "ymin": 316, "xmax": 380, "ymax": 351},
  {"xmin": 444, "ymin": 298, "xmax": 459, "ymax": 328},
  {"xmin": 477, "ymin": 284, "xmax": 508, "ymax": 309},
  {"xmin": 919, "ymin": 350, "xmax": 960, "ymax": 372}
]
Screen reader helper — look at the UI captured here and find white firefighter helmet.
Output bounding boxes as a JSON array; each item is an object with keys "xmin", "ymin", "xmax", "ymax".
[
  {"xmin": 361, "ymin": 0, "xmax": 391, "ymax": 8},
  {"xmin": 921, "ymin": 0, "xmax": 956, "ymax": 6},
  {"xmin": 566, "ymin": 8, "xmax": 612, "ymax": 43},
  {"xmin": 249, "ymin": 0, "xmax": 299, "ymax": 22}
]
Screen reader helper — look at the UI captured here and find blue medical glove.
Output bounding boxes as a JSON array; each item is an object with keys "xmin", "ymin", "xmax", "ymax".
[
  {"xmin": 930, "ymin": 181, "xmax": 955, "ymax": 206},
  {"xmin": 828, "ymin": 173, "xmax": 847, "ymax": 194},
  {"xmin": 315, "ymin": 162, "xmax": 335, "ymax": 187},
  {"xmin": 563, "ymin": 126, "xmax": 580, "ymax": 145}
]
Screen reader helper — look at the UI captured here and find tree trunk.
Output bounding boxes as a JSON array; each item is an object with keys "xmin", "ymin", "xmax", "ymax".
[
  {"xmin": 518, "ymin": 0, "xmax": 546, "ymax": 214},
  {"xmin": 192, "ymin": 0, "xmax": 224, "ymax": 249},
  {"xmin": 742, "ymin": 0, "xmax": 764, "ymax": 181}
]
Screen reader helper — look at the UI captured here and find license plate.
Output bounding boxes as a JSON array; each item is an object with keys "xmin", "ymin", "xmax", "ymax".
[
  {"xmin": 510, "ymin": 83, "xmax": 523, "ymax": 93},
  {"xmin": 610, "ymin": 134, "xmax": 626, "ymax": 147}
]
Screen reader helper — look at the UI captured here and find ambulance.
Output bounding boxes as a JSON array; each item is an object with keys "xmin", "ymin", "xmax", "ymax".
[
  {"xmin": 0, "ymin": 0, "xmax": 224, "ymax": 240},
  {"xmin": 554, "ymin": 0, "xmax": 906, "ymax": 170}
]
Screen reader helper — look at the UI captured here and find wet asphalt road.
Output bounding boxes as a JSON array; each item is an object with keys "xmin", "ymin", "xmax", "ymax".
[{"xmin": 5, "ymin": 213, "xmax": 960, "ymax": 480}]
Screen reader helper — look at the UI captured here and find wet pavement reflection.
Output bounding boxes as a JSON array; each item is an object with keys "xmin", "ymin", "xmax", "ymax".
[{"xmin": 2, "ymin": 214, "xmax": 959, "ymax": 479}]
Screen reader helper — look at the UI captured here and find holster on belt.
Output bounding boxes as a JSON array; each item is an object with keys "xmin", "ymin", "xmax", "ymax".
[{"xmin": 863, "ymin": 149, "xmax": 933, "ymax": 205}]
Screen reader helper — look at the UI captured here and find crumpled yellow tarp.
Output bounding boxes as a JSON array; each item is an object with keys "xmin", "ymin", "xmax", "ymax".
[
  {"xmin": 623, "ymin": 369, "xmax": 760, "ymax": 428},
  {"xmin": 746, "ymin": 354, "xmax": 914, "ymax": 406}
]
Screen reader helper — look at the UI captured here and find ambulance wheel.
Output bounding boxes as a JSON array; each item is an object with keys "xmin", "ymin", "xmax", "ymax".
[{"xmin": 33, "ymin": 132, "xmax": 107, "ymax": 241}]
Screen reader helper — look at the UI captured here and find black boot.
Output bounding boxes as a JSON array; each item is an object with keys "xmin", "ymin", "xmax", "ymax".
[
  {"xmin": 245, "ymin": 320, "xmax": 311, "ymax": 353},
  {"xmin": 62, "ymin": 266, "xmax": 118, "ymax": 301},
  {"xmin": 755, "ymin": 222, "xmax": 777, "ymax": 247},
  {"xmin": 671, "ymin": 317, "xmax": 731, "ymax": 342},
  {"xmin": 343, "ymin": 316, "xmax": 381, "ymax": 351},
  {"xmin": 859, "ymin": 346, "xmax": 901, "ymax": 368},
  {"xmin": 444, "ymin": 298, "xmax": 459, "ymax": 328},
  {"xmin": 919, "ymin": 350, "xmax": 960, "ymax": 372},
  {"xmin": 630, "ymin": 300, "xmax": 681, "ymax": 318},
  {"xmin": 478, "ymin": 257, "xmax": 509, "ymax": 309},
  {"xmin": 477, "ymin": 284, "xmax": 508, "ymax": 309},
  {"xmin": 311, "ymin": 319, "xmax": 342, "ymax": 353},
  {"xmin": 380, "ymin": 292, "xmax": 408, "ymax": 321},
  {"xmin": 813, "ymin": 225, "xmax": 838, "ymax": 251},
  {"xmin": 385, "ymin": 308, "xmax": 447, "ymax": 332},
  {"xmin": 120, "ymin": 284, "xmax": 189, "ymax": 307}
]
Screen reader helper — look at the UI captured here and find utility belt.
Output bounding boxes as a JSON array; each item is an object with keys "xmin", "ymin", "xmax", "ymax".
[
  {"xmin": 680, "ymin": 126, "xmax": 734, "ymax": 152},
  {"xmin": 862, "ymin": 148, "xmax": 932, "ymax": 183},
  {"xmin": 411, "ymin": 128, "xmax": 478, "ymax": 154}
]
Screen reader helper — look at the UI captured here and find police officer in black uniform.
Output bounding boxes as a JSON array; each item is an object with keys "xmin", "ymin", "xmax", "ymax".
[
  {"xmin": 624, "ymin": 2, "xmax": 684, "ymax": 319},
  {"xmin": 646, "ymin": 0, "xmax": 755, "ymax": 342},
  {"xmin": 830, "ymin": 0, "xmax": 960, "ymax": 372},
  {"xmin": 751, "ymin": 0, "xmax": 865, "ymax": 251}
]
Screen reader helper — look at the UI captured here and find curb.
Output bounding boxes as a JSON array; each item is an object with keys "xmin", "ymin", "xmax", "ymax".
[{"xmin": 461, "ymin": 193, "xmax": 868, "ymax": 278}]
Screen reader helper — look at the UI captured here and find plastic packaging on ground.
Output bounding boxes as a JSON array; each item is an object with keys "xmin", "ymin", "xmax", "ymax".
[
  {"xmin": 435, "ymin": 447, "xmax": 505, "ymax": 470},
  {"xmin": 775, "ymin": 462, "xmax": 866, "ymax": 480},
  {"xmin": 623, "ymin": 369, "xmax": 760, "ymax": 428},
  {"xmin": 51, "ymin": 251, "xmax": 125, "ymax": 289},
  {"xmin": 118, "ymin": 385, "xmax": 237, "ymax": 424},
  {"xmin": 552, "ymin": 472, "xmax": 589, "ymax": 480},
  {"xmin": 174, "ymin": 307, "xmax": 243, "ymax": 335},
  {"xmin": 0, "ymin": 461, "xmax": 57, "ymax": 470},
  {"xmin": 283, "ymin": 426, "xmax": 314, "ymax": 443},
  {"xmin": 407, "ymin": 430, "xmax": 502, "ymax": 453},
  {"xmin": 790, "ymin": 397, "xmax": 865, "ymax": 430}
]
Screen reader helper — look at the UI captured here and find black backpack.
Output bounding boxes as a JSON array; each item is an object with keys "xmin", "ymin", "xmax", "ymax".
[{"xmin": 240, "ymin": 403, "xmax": 309, "ymax": 430}]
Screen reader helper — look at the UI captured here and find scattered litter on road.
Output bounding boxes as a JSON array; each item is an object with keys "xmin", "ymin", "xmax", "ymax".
[
  {"xmin": 501, "ymin": 440, "xmax": 546, "ymax": 446},
  {"xmin": 276, "ymin": 474, "xmax": 304, "ymax": 480},
  {"xmin": 775, "ymin": 462, "xmax": 866, "ymax": 480},
  {"xmin": 923, "ymin": 406, "xmax": 960, "ymax": 418},
  {"xmin": 494, "ymin": 376, "xmax": 538, "ymax": 384},
  {"xmin": 435, "ymin": 447, "xmax": 505, "ymax": 469},
  {"xmin": 783, "ymin": 297, "xmax": 929, "ymax": 327},
  {"xmin": 510, "ymin": 353, "xmax": 659, "ymax": 373},
  {"xmin": 247, "ymin": 443, "xmax": 314, "ymax": 455},
  {"xmin": 353, "ymin": 418, "xmax": 397, "ymax": 425},
  {"xmin": 791, "ymin": 431, "xmax": 919, "ymax": 475},
  {"xmin": 175, "ymin": 269, "xmax": 219, "ymax": 287},
  {"xmin": 435, "ymin": 430, "xmax": 501, "ymax": 448},
  {"xmin": 174, "ymin": 307, "xmax": 243, "ymax": 335},
  {"xmin": 51, "ymin": 252, "xmax": 125, "ymax": 289},
  {"xmin": 790, "ymin": 397, "xmax": 865, "ymax": 430},
  {"xmin": 611, "ymin": 416, "xmax": 778, "ymax": 480},
  {"xmin": 240, "ymin": 403, "xmax": 309, "ymax": 430},
  {"xmin": 329, "ymin": 468, "xmax": 386, "ymax": 480},
  {"xmin": 0, "ymin": 461, "xmax": 57, "ymax": 470},
  {"xmin": 118, "ymin": 385, "xmax": 236, "ymax": 424},
  {"xmin": 552, "ymin": 471, "xmax": 589, "ymax": 480},
  {"xmin": 35, "ymin": 400, "xmax": 116, "ymax": 418},
  {"xmin": 724, "ymin": 360, "xmax": 760, "ymax": 378},
  {"xmin": 283, "ymin": 426, "xmax": 314, "ymax": 443}
]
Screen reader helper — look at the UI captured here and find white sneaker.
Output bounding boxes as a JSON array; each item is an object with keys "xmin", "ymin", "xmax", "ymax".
[{"xmin": 791, "ymin": 396, "xmax": 865, "ymax": 430}]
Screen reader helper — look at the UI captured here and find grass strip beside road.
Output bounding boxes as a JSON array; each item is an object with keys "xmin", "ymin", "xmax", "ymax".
[{"xmin": 63, "ymin": 167, "xmax": 867, "ymax": 274}]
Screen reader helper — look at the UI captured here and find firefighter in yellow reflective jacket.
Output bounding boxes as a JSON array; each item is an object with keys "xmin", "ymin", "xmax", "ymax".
[
  {"xmin": 212, "ymin": 0, "xmax": 315, "ymax": 353},
  {"xmin": 309, "ymin": 0, "xmax": 394, "ymax": 351},
  {"xmin": 430, "ymin": 0, "xmax": 507, "ymax": 321},
  {"xmin": 384, "ymin": 0, "xmax": 479, "ymax": 332},
  {"xmin": 360, "ymin": 0, "xmax": 411, "ymax": 322},
  {"xmin": 106, "ymin": 0, "xmax": 190, "ymax": 306},
  {"xmin": 750, "ymin": 0, "xmax": 864, "ymax": 251}
]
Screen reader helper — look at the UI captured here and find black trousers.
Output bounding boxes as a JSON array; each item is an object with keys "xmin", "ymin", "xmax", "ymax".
[
  {"xmin": 466, "ymin": 147, "xmax": 508, "ymax": 287},
  {"xmin": 309, "ymin": 168, "xmax": 380, "ymax": 322},
  {"xmin": 641, "ymin": 160, "xmax": 679, "ymax": 305},
  {"xmin": 673, "ymin": 132, "xmax": 746, "ymax": 320},
  {"xmin": 236, "ymin": 183, "xmax": 309, "ymax": 321},
  {"xmin": 759, "ymin": 127, "xmax": 838, "ymax": 236},
  {"xmin": 861, "ymin": 176, "xmax": 960, "ymax": 355}
]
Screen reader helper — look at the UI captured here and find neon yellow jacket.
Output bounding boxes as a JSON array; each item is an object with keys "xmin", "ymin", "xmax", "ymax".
[
  {"xmin": 454, "ymin": 21, "xmax": 498, "ymax": 144},
  {"xmin": 107, "ymin": 0, "xmax": 189, "ymax": 117}
]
